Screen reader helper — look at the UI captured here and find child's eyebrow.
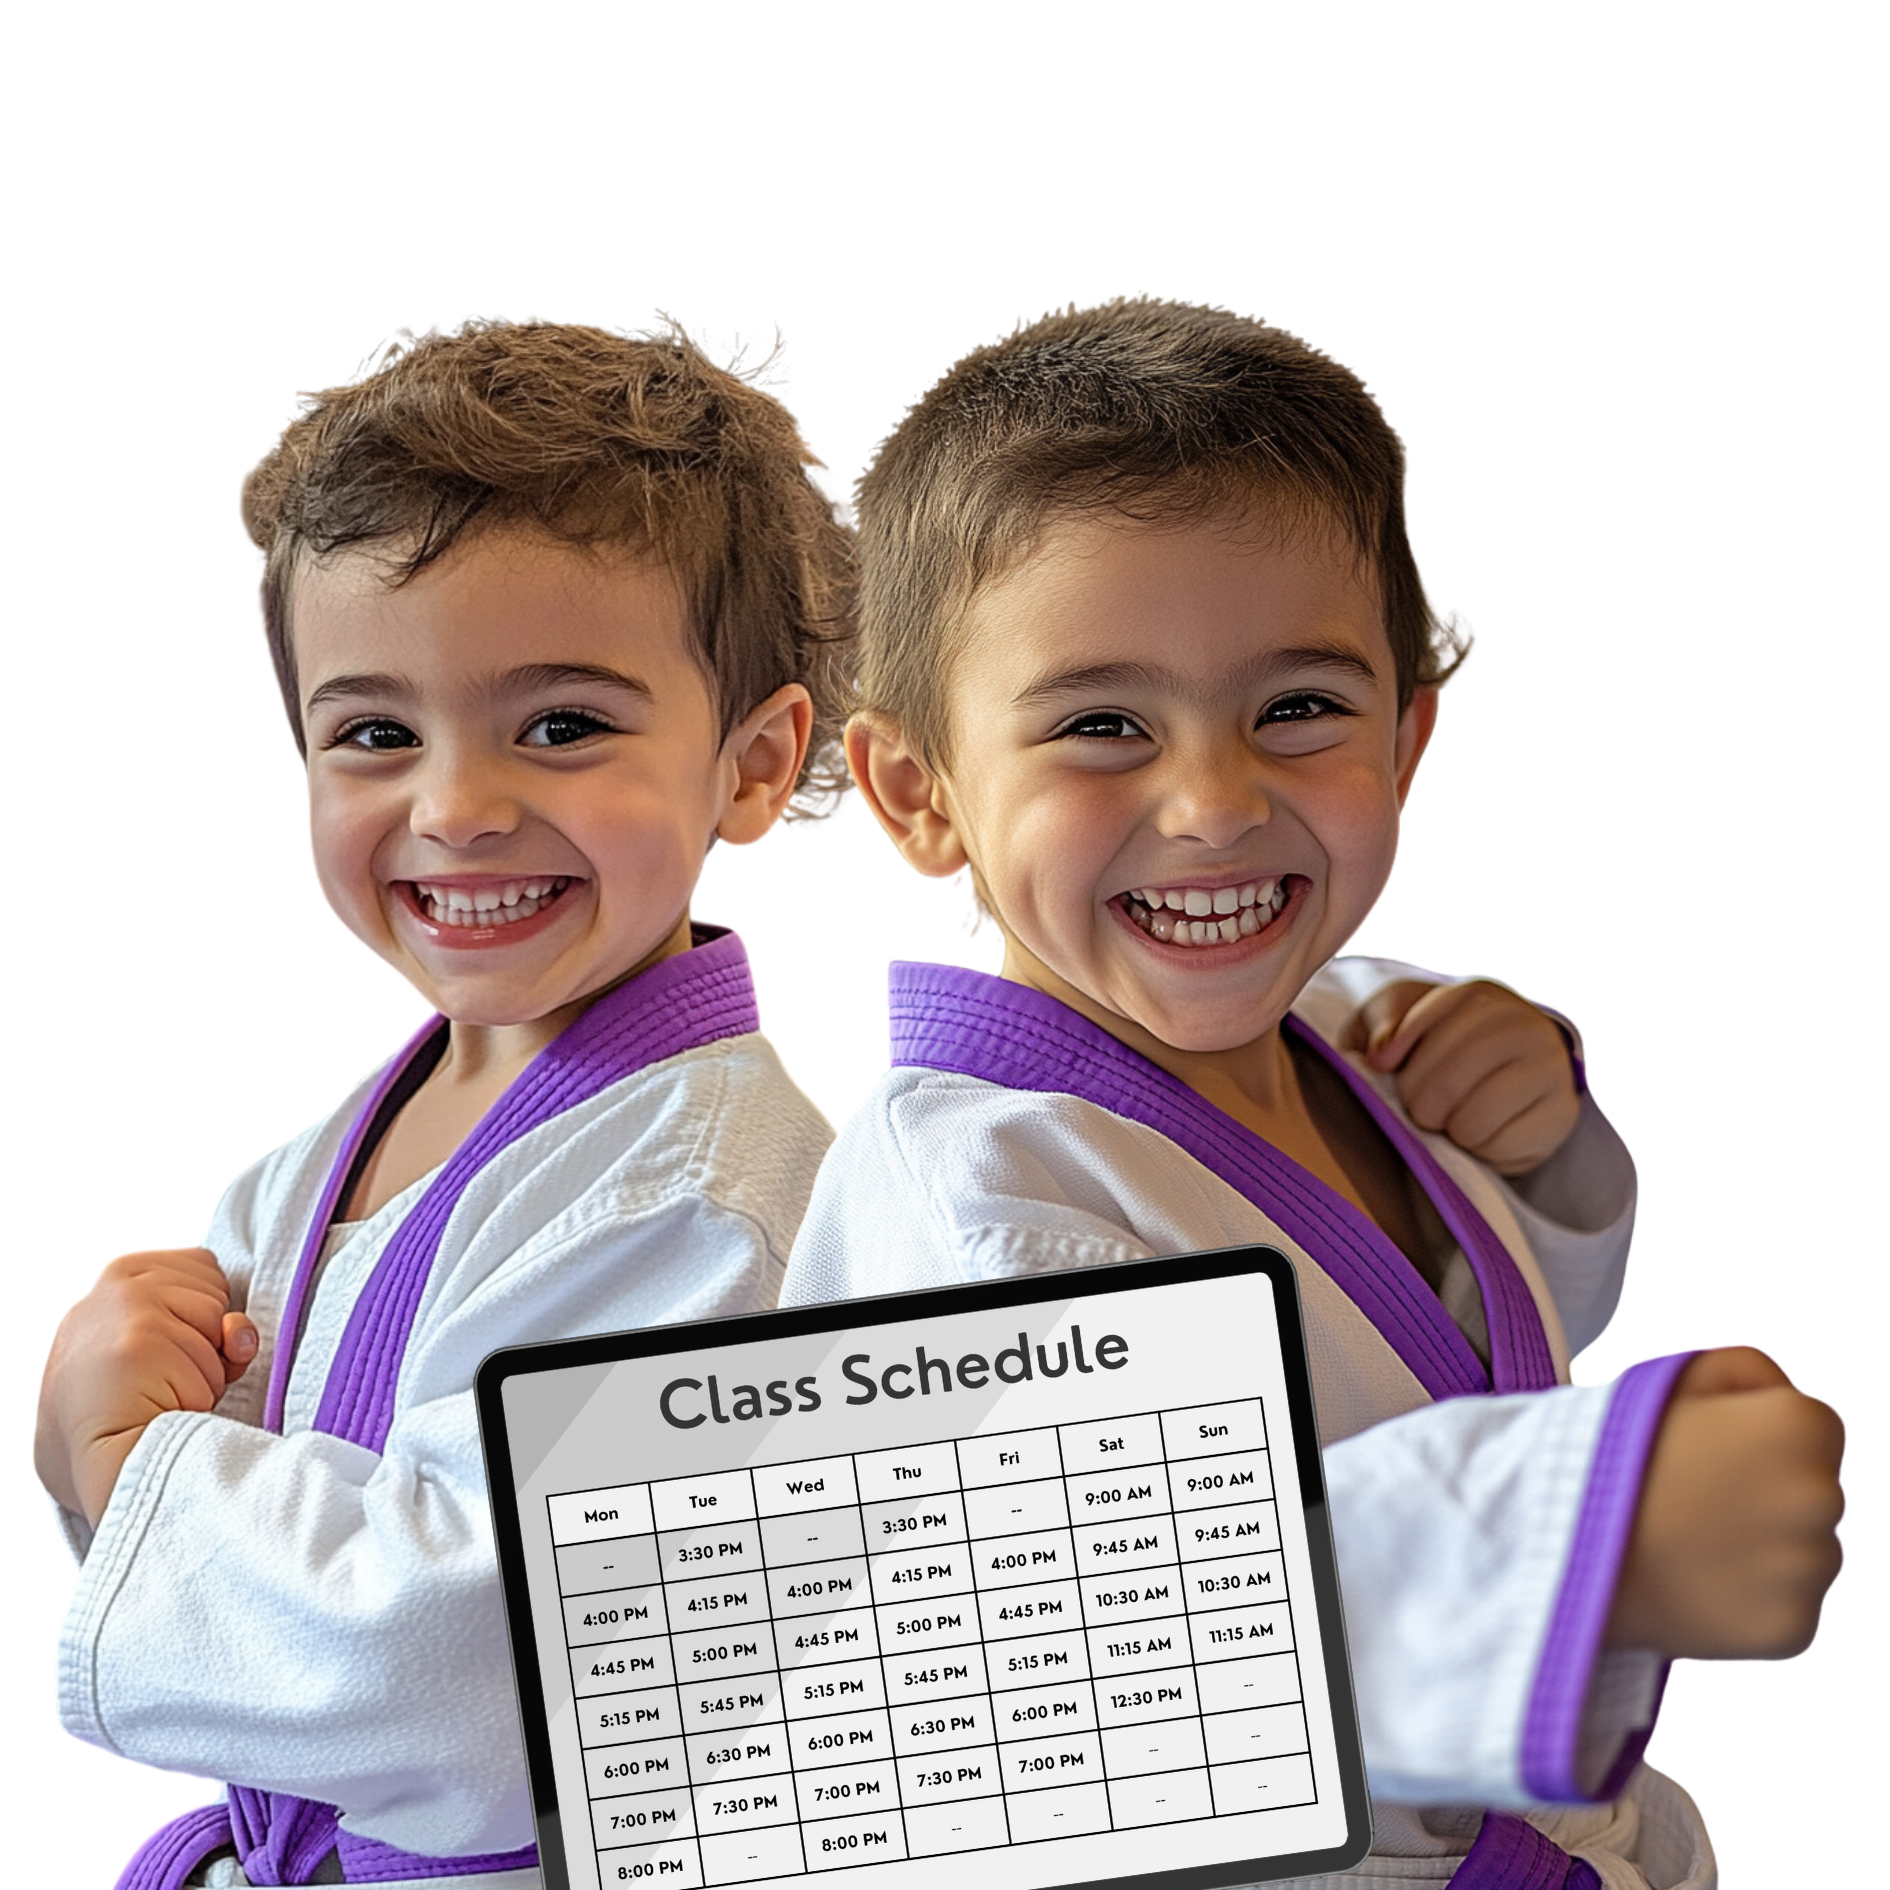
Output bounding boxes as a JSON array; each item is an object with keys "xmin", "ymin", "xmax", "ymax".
[
  {"xmin": 1010, "ymin": 642, "xmax": 1383, "ymax": 711},
  {"xmin": 304, "ymin": 671, "xmax": 410, "ymax": 711},
  {"xmin": 304, "ymin": 663, "xmax": 658, "ymax": 716},
  {"xmin": 499, "ymin": 662, "xmax": 656, "ymax": 700}
]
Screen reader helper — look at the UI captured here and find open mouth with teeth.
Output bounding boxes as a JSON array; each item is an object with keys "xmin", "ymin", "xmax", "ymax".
[
  {"xmin": 1119, "ymin": 876, "xmax": 1293, "ymax": 948},
  {"xmin": 406, "ymin": 877, "xmax": 576, "ymax": 930}
]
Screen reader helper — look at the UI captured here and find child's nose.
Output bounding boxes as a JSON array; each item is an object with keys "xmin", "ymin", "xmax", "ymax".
[
  {"xmin": 409, "ymin": 753, "xmax": 522, "ymax": 849},
  {"xmin": 1155, "ymin": 751, "xmax": 1271, "ymax": 850}
]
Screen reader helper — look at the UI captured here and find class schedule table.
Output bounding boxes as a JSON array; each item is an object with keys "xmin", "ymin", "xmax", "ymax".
[
  {"xmin": 551, "ymin": 1399, "xmax": 1312, "ymax": 1888},
  {"xmin": 484, "ymin": 1253, "xmax": 1367, "ymax": 1890}
]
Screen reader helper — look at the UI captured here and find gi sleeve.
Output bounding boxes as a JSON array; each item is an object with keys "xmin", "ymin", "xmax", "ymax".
[
  {"xmin": 56, "ymin": 1190, "xmax": 782, "ymax": 1860},
  {"xmin": 1326, "ymin": 1353, "xmax": 1691, "ymax": 1807},
  {"xmin": 931, "ymin": 1208, "xmax": 1687, "ymax": 1810}
]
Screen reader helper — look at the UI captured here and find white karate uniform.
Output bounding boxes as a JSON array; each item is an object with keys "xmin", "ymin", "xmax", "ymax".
[
  {"xmin": 58, "ymin": 1026, "xmax": 832, "ymax": 1888},
  {"xmin": 781, "ymin": 960, "xmax": 1714, "ymax": 1890}
]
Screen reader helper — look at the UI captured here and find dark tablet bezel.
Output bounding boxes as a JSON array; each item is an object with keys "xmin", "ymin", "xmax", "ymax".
[{"xmin": 477, "ymin": 1244, "xmax": 1371, "ymax": 1890}]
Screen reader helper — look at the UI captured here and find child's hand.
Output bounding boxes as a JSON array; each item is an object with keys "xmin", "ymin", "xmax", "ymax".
[
  {"xmin": 1356, "ymin": 979, "xmax": 1582, "ymax": 1176},
  {"xmin": 1607, "ymin": 1348, "xmax": 1844, "ymax": 1659},
  {"xmin": 35, "ymin": 1248, "xmax": 259, "ymax": 1528}
]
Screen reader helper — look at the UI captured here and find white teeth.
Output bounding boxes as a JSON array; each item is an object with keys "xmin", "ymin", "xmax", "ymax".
[
  {"xmin": 1124, "ymin": 875, "xmax": 1294, "ymax": 948},
  {"xmin": 414, "ymin": 877, "xmax": 569, "ymax": 928}
]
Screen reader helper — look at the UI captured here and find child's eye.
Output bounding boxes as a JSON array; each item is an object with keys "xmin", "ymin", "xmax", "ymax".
[
  {"xmin": 521, "ymin": 708, "xmax": 614, "ymax": 748},
  {"xmin": 330, "ymin": 717, "xmax": 419, "ymax": 752},
  {"xmin": 1258, "ymin": 692, "xmax": 1352, "ymax": 726},
  {"xmin": 1054, "ymin": 710, "xmax": 1150, "ymax": 741}
]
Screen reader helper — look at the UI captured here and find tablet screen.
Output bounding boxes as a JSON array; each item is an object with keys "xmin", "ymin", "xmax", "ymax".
[{"xmin": 479, "ymin": 1248, "xmax": 1367, "ymax": 1890}]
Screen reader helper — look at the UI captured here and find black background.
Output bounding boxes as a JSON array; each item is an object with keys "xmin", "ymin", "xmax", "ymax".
[{"xmin": 40, "ymin": 275, "xmax": 1844, "ymax": 1874}]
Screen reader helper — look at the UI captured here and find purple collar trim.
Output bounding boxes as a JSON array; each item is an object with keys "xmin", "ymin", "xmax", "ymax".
[
  {"xmin": 888, "ymin": 962, "xmax": 1555, "ymax": 1399},
  {"xmin": 268, "ymin": 926, "xmax": 758, "ymax": 1452},
  {"xmin": 1287, "ymin": 1020, "xmax": 1558, "ymax": 1393},
  {"xmin": 262, "ymin": 1019, "xmax": 442, "ymax": 1435}
]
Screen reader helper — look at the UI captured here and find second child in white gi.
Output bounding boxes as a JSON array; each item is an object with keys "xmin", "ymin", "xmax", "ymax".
[{"xmin": 782, "ymin": 301, "xmax": 1844, "ymax": 1890}]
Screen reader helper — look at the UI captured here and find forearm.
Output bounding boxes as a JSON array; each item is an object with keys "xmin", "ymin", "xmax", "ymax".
[
  {"xmin": 57, "ymin": 1190, "xmax": 789, "ymax": 1856},
  {"xmin": 59, "ymin": 1405, "xmax": 530, "ymax": 1857}
]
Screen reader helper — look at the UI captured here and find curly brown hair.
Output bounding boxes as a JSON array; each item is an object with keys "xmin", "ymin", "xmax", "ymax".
[
  {"xmin": 243, "ymin": 320, "xmax": 857, "ymax": 810},
  {"xmin": 856, "ymin": 298, "xmax": 1464, "ymax": 765}
]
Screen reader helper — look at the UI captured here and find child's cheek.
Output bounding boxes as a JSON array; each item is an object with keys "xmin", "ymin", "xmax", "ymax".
[
  {"xmin": 307, "ymin": 793, "xmax": 396, "ymax": 954},
  {"xmin": 1323, "ymin": 766, "xmax": 1406, "ymax": 908},
  {"xmin": 314, "ymin": 860, "xmax": 391, "ymax": 959}
]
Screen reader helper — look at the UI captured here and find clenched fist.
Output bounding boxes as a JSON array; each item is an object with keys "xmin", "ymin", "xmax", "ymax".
[
  {"xmin": 1355, "ymin": 978, "xmax": 1583, "ymax": 1176},
  {"xmin": 1608, "ymin": 1347, "xmax": 1845, "ymax": 1659},
  {"xmin": 36, "ymin": 1248, "xmax": 260, "ymax": 1528}
]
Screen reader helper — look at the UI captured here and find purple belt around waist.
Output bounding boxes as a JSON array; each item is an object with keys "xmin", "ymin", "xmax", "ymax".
[
  {"xmin": 1451, "ymin": 1812, "xmax": 1604, "ymax": 1889},
  {"xmin": 115, "ymin": 931, "xmax": 760, "ymax": 1887}
]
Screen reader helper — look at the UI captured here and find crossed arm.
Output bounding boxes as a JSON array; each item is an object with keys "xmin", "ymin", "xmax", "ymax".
[{"xmin": 37, "ymin": 1246, "xmax": 260, "ymax": 1529}]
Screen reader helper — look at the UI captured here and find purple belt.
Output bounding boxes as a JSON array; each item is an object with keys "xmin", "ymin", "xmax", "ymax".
[
  {"xmin": 116, "ymin": 932, "xmax": 760, "ymax": 1887},
  {"xmin": 1453, "ymin": 1812, "xmax": 1603, "ymax": 1889},
  {"xmin": 119, "ymin": 1796, "xmax": 538, "ymax": 1888}
]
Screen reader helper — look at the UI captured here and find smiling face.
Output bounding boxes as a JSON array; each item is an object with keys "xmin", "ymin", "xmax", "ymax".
[
  {"xmin": 294, "ymin": 529, "xmax": 791, "ymax": 1032},
  {"xmin": 866, "ymin": 512, "xmax": 1433, "ymax": 1064}
]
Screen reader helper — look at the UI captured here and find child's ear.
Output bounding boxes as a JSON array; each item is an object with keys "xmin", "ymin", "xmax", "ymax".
[
  {"xmin": 845, "ymin": 713, "xmax": 968, "ymax": 879},
  {"xmin": 716, "ymin": 684, "xmax": 813, "ymax": 845},
  {"xmin": 1394, "ymin": 686, "xmax": 1439, "ymax": 807}
]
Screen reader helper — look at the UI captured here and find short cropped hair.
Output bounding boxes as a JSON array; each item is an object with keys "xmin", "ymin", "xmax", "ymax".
[
  {"xmin": 856, "ymin": 298, "xmax": 1463, "ymax": 763},
  {"xmin": 243, "ymin": 320, "xmax": 856, "ymax": 808}
]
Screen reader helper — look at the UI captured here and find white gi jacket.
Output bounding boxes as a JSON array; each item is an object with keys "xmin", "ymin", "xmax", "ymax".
[
  {"xmin": 781, "ymin": 959, "xmax": 1714, "ymax": 1890},
  {"xmin": 58, "ymin": 933, "xmax": 832, "ymax": 1888}
]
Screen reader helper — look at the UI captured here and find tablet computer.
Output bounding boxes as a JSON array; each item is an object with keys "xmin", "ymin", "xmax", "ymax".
[{"xmin": 476, "ymin": 1245, "xmax": 1369, "ymax": 1890}]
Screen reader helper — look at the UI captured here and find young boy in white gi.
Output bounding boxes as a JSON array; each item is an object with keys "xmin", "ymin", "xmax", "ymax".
[
  {"xmin": 782, "ymin": 301, "xmax": 1844, "ymax": 1889},
  {"xmin": 36, "ymin": 322, "xmax": 853, "ymax": 1889}
]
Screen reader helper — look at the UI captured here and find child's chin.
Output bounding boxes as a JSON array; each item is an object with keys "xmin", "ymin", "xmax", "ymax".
[
  {"xmin": 1068, "ymin": 964, "xmax": 1276, "ymax": 1054},
  {"xmin": 1139, "ymin": 1001, "xmax": 1287, "ymax": 1057},
  {"xmin": 416, "ymin": 985, "xmax": 564, "ymax": 1031}
]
